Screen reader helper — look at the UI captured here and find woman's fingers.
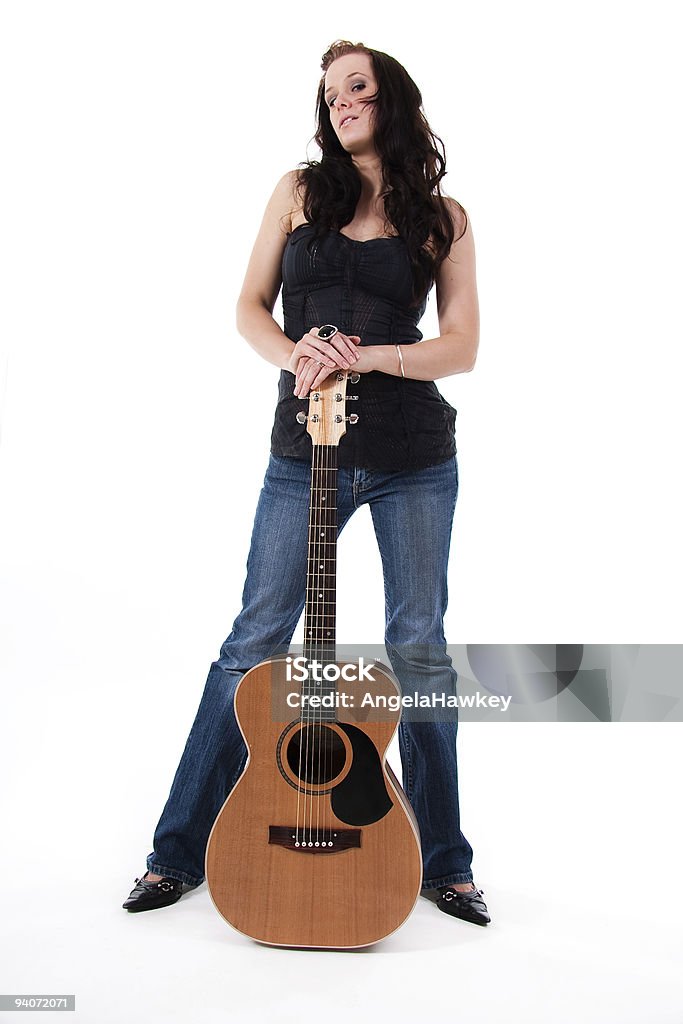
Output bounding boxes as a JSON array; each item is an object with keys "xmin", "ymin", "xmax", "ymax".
[
  {"xmin": 294, "ymin": 357, "xmax": 324, "ymax": 398},
  {"xmin": 328, "ymin": 331, "xmax": 360, "ymax": 364},
  {"xmin": 301, "ymin": 335, "xmax": 341, "ymax": 366},
  {"xmin": 309, "ymin": 328, "xmax": 360, "ymax": 367},
  {"xmin": 288, "ymin": 335, "xmax": 334, "ymax": 375},
  {"xmin": 309, "ymin": 362, "xmax": 335, "ymax": 392},
  {"xmin": 292, "ymin": 330, "xmax": 363, "ymax": 395},
  {"xmin": 290, "ymin": 330, "xmax": 362, "ymax": 376}
]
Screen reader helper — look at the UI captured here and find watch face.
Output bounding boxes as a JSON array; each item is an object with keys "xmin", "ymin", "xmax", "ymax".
[{"xmin": 317, "ymin": 324, "xmax": 338, "ymax": 340}]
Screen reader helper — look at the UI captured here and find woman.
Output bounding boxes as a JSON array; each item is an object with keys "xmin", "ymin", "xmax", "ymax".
[{"xmin": 123, "ymin": 39, "xmax": 489, "ymax": 927}]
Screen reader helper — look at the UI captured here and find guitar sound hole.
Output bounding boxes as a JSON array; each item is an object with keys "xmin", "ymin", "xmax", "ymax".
[{"xmin": 286, "ymin": 725, "xmax": 346, "ymax": 785}]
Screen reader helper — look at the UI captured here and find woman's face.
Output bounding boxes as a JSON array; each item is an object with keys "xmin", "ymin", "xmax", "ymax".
[{"xmin": 324, "ymin": 52, "xmax": 378, "ymax": 153}]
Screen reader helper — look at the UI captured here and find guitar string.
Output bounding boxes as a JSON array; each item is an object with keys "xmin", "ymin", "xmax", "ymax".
[
  {"xmin": 316, "ymin": 434, "xmax": 327, "ymax": 847},
  {"xmin": 311, "ymin": 437, "xmax": 320, "ymax": 847},
  {"xmin": 305, "ymin": 441, "xmax": 313, "ymax": 847},
  {"xmin": 326, "ymin": 435, "xmax": 334, "ymax": 845},
  {"xmin": 317, "ymin": 437, "xmax": 325, "ymax": 848},
  {"xmin": 307, "ymin": 439, "xmax": 316, "ymax": 847},
  {"xmin": 315, "ymin": 434, "xmax": 326, "ymax": 846},
  {"xmin": 323, "ymin": 434, "xmax": 332, "ymax": 846},
  {"xmin": 323, "ymin": 406, "xmax": 340, "ymax": 847},
  {"xmin": 321, "ymin": 434, "xmax": 327, "ymax": 848},
  {"xmin": 316, "ymin": 425, "xmax": 329, "ymax": 847},
  {"xmin": 297, "ymin": 382, "xmax": 343, "ymax": 849},
  {"xmin": 309, "ymin": 433, "xmax": 321, "ymax": 848},
  {"xmin": 295, "ymin": 448, "xmax": 307, "ymax": 847},
  {"xmin": 322, "ymin": 429, "xmax": 333, "ymax": 846},
  {"xmin": 327, "ymin": 435, "xmax": 334, "ymax": 846},
  {"xmin": 317, "ymin": 434, "xmax": 325, "ymax": 847},
  {"xmin": 323, "ymin": 398, "xmax": 339, "ymax": 846},
  {"xmin": 297, "ymin": 437, "xmax": 316, "ymax": 846},
  {"xmin": 327, "ymin": 433, "xmax": 335, "ymax": 844}
]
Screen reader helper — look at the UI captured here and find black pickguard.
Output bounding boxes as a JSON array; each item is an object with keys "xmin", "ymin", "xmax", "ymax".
[{"xmin": 331, "ymin": 723, "xmax": 393, "ymax": 826}]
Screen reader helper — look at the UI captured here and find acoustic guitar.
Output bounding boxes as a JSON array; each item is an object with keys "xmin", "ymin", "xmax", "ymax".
[{"xmin": 205, "ymin": 350, "xmax": 422, "ymax": 949}]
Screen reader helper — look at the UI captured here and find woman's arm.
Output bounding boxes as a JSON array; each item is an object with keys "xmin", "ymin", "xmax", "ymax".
[
  {"xmin": 236, "ymin": 171, "xmax": 359, "ymax": 373},
  {"xmin": 235, "ymin": 171, "xmax": 297, "ymax": 370},
  {"xmin": 355, "ymin": 198, "xmax": 480, "ymax": 381}
]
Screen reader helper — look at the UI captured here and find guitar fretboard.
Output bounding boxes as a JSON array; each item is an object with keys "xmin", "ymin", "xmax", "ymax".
[{"xmin": 303, "ymin": 444, "xmax": 338, "ymax": 671}]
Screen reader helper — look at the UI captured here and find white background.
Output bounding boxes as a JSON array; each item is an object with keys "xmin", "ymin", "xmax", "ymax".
[{"xmin": 1, "ymin": 2, "xmax": 681, "ymax": 1022}]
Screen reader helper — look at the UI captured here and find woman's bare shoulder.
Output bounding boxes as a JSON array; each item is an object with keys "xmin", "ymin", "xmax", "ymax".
[
  {"xmin": 441, "ymin": 195, "xmax": 469, "ymax": 239},
  {"xmin": 271, "ymin": 168, "xmax": 305, "ymax": 234}
]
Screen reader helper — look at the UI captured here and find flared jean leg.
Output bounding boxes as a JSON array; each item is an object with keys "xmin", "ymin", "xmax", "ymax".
[
  {"xmin": 145, "ymin": 455, "xmax": 358, "ymax": 887},
  {"xmin": 363, "ymin": 455, "xmax": 475, "ymax": 887},
  {"xmin": 396, "ymin": 716, "xmax": 474, "ymax": 888}
]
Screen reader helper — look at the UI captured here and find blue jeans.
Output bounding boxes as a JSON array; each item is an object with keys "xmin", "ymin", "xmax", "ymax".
[{"xmin": 146, "ymin": 453, "xmax": 474, "ymax": 889}]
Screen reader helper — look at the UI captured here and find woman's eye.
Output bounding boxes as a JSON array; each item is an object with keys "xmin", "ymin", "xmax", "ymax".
[{"xmin": 329, "ymin": 82, "xmax": 365, "ymax": 108}]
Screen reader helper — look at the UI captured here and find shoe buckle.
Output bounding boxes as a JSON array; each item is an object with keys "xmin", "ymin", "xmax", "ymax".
[
  {"xmin": 442, "ymin": 886, "xmax": 481, "ymax": 901},
  {"xmin": 158, "ymin": 880, "xmax": 174, "ymax": 892}
]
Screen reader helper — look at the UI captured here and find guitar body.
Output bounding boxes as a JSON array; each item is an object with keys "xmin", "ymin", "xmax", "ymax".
[{"xmin": 205, "ymin": 655, "xmax": 423, "ymax": 949}]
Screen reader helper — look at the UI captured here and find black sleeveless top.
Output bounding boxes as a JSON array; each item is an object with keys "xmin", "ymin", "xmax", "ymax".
[{"xmin": 270, "ymin": 222, "xmax": 457, "ymax": 471}]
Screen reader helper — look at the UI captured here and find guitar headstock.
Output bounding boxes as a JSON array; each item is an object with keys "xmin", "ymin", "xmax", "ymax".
[{"xmin": 297, "ymin": 372, "xmax": 359, "ymax": 447}]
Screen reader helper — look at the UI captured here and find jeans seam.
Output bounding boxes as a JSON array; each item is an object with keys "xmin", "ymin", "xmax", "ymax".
[
  {"xmin": 144, "ymin": 861, "xmax": 204, "ymax": 887},
  {"xmin": 400, "ymin": 722, "xmax": 415, "ymax": 802},
  {"xmin": 422, "ymin": 871, "xmax": 474, "ymax": 890}
]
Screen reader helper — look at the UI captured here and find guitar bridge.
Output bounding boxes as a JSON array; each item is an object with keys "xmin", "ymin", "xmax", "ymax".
[{"xmin": 268, "ymin": 826, "xmax": 361, "ymax": 854}]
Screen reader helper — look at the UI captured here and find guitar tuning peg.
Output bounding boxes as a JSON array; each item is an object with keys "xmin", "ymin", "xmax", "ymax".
[
  {"xmin": 346, "ymin": 394, "xmax": 359, "ymax": 401},
  {"xmin": 348, "ymin": 372, "xmax": 360, "ymax": 384},
  {"xmin": 346, "ymin": 414, "xmax": 359, "ymax": 424},
  {"xmin": 296, "ymin": 412, "xmax": 307, "ymax": 424}
]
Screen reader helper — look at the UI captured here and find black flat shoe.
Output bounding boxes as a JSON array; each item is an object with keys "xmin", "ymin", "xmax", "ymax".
[
  {"xmin": 122, "ymin": 872, "xmax": 187, "ymax": 913},
  {"xmin": 421, "ymin": 883, "xmax": 491, "ymax": 926}
]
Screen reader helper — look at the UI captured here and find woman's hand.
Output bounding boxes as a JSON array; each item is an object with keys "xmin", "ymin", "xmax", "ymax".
[{"xmin": 291, "ymin": 328, "xmax": 362, "ymax": 397}]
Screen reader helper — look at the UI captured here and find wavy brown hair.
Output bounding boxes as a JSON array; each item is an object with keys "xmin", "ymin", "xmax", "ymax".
[{"xmin": 293, "ymin": 39, "xmax": 468, "ymax": 307}]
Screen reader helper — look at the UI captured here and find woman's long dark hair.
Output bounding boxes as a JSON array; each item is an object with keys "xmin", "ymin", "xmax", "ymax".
[{"xmin": 294, "ymin": 39, "xmax": 468, "ymax": 308}]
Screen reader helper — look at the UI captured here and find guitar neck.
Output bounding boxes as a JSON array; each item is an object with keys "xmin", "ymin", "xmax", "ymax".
[{"xmin": 303, "ymin": 443, "xmax": 338, "ymax": 665}]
